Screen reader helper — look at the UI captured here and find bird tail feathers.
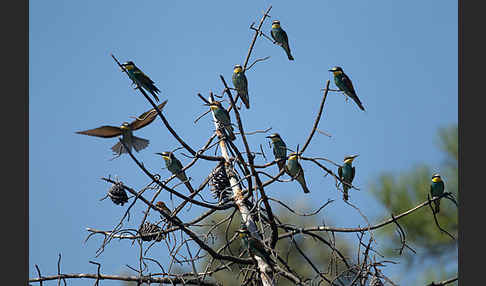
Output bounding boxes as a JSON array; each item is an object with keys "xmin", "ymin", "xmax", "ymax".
[
  {"xmin": 345, "ymin": 91, "xmax": 365, "ymax": 111},
  {"xmin": 132, "ymin": 136, "xmax": 150, "ymax": 152}
]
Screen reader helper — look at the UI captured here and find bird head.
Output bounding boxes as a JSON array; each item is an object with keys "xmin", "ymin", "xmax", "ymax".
[
  {"xmin": 155, "ymin": 151, "xmax": 173, "ymax": 161},
  {"xmin": 343, "ymin": 154, "xmax": 359, "ymax": 164},
  {"xmin": 121, "ymin": 61, "xmax": 135, "ymax": 71},
  {"xmin": 288, "ymin": 153, "xmax": 299, "ymax": 161},
  {"xmin": 120, "ymin": 122, "xmax": 130, "ymax": 130},
  {"xmin": 432, "ymin": 173, "xmax": 442, "ymax": 183},
  {"xmin": 236, "ymin": 228, "xmax": 250, "ymax": 239},
  {"xmin": 233, "ymin": 64, "xmax": 243, "ymax": 74},
  {"xmin": 266, "ymin": 133, "xmax": 282, "ymax": 142},
  {"xmin": 329, "ymin": 66, "xmax": 344, "ymax": 75},
  {"xmin": 272, "ymin": 20, "xmax": 281, "ymax": 29},
  {"xmin": 205, "ymin": 101, "xmax": 223, "ymax": 111}
]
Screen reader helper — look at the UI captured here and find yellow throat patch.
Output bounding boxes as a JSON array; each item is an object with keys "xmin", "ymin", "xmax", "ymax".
[
  {"xmin": 272, "ymin": 24, "xmax": 280, "ymax": 29},
  {"xmin": 124, "ymin": 64, "xmax": 134, "ymax": 71},
  {"xmin": 432, "ymin": 177, "xmax": 442, "ymax": 183},
  {"xmin": 233, "ymin": 67, "xmax": 243, "ymax": 73},
  {"xmin": 344, "ymin": 158, "xmax": 355, "ymax": 164}
]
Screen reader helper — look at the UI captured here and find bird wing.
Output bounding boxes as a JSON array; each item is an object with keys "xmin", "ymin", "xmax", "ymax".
[
  {"xmin": 281, "ymin": 29, "xmax": 289, "ymax": 45},
  {"xmin": 342, "ymin": 73, "xmax": 357, "ymax": 95},
  {"xmin": 351, "ymin": 166, "xmax": 356, "ymax": 182},
  {"xmin": 338, "ymin": 166, "xmax": 343, "ymax": 179},
  {"xmin": 76, "ymin": 126, "xmax": 122, "ymax": 138},
  {"xmin": 135, "ymin": 69, "xmax": 155, "ymax": 85},
  {"xmin": 242, "ymin": 73, "xmax": 248, "ymax": 90},
  {"xmin": 130, "ymin": 100, "xmax": 168, "ymax": 130}
]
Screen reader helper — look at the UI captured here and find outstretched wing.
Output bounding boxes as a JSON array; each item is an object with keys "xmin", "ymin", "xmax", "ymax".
[
  {"xmin": 130, "ymin": 100, "xmax": 168, "ymax": 130},
  {"xmin": 76, "ymin": 126, "xmax": 121, "ymax": 138}
]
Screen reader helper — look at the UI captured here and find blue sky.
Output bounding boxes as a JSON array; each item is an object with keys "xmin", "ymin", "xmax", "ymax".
[{"xmin": 30, "ymin": 1, "xmax": 457, "ymax": 285}]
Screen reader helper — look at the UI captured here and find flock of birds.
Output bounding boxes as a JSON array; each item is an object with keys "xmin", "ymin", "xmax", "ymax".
[{"xmin": 76, "ymin": 18, "xmax": 445, "ymax": 216}]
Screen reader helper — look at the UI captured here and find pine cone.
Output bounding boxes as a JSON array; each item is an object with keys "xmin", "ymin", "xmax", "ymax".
[
  {"xmin": 139, "ymin": 222, "xmax": 164, "ymax": 242},
  {"xmin": 108, "ymin": 181, "xmax": 128, "ymax": 206},
  {"xmin": 209, "ymin": 163, "xmax": 232, "ymax": 202}
]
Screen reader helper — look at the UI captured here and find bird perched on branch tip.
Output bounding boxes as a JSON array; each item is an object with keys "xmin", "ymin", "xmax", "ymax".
[
  {"xmin": 338, "ymin": 154, "xmax": 359, "ymax": 201},
  {"xmin": 232, "ymin": 64, "xmax": 250, "ymax": 109},
  {"xmin": 329, "ymin": 66, "xmax": 365, "ymax": 111},
  {"xmin": 121, "ymin": 61, "xmax": 161, "ymax": 102},
  {"xmin": 430, "ymin": 173, "xmax": 445, "ymax": 214},
  {"xmin": 270, "ymin": 20, "xmax": 294, "ymax": 61}
]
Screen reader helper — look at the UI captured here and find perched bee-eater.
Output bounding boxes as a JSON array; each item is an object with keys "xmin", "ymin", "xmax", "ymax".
[
  {"xmin": 121, "ymin": 61, "xmax": 160, "ymax": 102},
  {"xmin": 156, "ymin": 201, "xmax": 182, "ymax": 225},
  {"xmin": 285, "ymin": 153, "xmax": 310, "ymax": 194},
  {"xmin": 232, "ymin": 64, "xmax": 250, "ymax": 109},
  {"xmin": 236, "ymin": 226, "xmax": 272, "ymax": 263},
  {"xmin": 76, "ymin": 101, "xmax": 167, "ymax": 156},
  {"xmin": 338, "ymin": 155, "xmax": 359, "ymax": 201},
  {"xmin": 156, "ymin": 152, "xmax": 194, "ymax": 193},
  {"xmin": 206, "ymin": 101, "xmax": 236, "ymax": 141},
  {"xmin": 329, "ymin": 66, "xmax": 365, "ymax": 111},
  {"xmin": 430, "ymin": 173, "xmax": 445, "ymax": 214},
  {"xmin": 266, "ymin": 133, "xmax": 287, "ymax": 171},
  {"xmin": 270, "ymin": 20, "xmax": 294, "ymax": 61},
  {"xmin": 156, "ymin": 201, "xmax": 172, "ymax": 216}
]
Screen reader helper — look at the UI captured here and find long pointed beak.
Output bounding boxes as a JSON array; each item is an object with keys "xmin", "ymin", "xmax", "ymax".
[{"xmin": 155, "ymin": 152, "xmax": 163, "ymax": 156}]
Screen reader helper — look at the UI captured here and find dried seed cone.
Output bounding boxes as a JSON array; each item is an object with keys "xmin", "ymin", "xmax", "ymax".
[
  {"xmin": 209, "ymin": 163, "xmax": 232, "ymax": 202},
  {"xmin": 139, "ymin": 222, "xmax": 164, "ymax": 242},
  {"xmin": 108, "ymin": 181, "xmax": 129, "ymax": 206}
]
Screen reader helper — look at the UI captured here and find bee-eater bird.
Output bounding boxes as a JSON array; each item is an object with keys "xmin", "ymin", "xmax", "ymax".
[
  {"xmin": 430, "ymin": 173, "xmax": 445, "ymax": 214},
  {"xmin": 266, "ymin": 133, "xmax": 287, "ymax": 171},
  {"xmin": 156, "ymin": 152, "xmax": 195, "ymax": 193},
  {"xmin": 236, "ymin": 226, "xmax": 273, "ymax": 264},
  {"xmin": 285, "ymin": 153, "xmax": 310, "ymax": 194},
  {"xmin": 232, "ymin": 64, "xmax": 250, "ymax": 109},
  {"xmin": 206, "ymin": 101, "xmax": 236, "ymax": 141},
  {"xmin": 338, "ymin": 155, "xmax": 359, "ymax": 201},
  {"xmin": 156, "ymin": 201, "xmax": 183, "ymax": 225},
  {"xmin": 156, "ymin": 201, "xmax": 172, "ymax": 216},
  {"xmin": 121, "ymin": 61, "xmax": 160, "ymax": 102},
  {"xmin": 270, "ymin": 20, "xmax": 294, "ymax": 61},
  {"xmin": 329, "ymin": 66, "xmax": 365, "ymax": 111},
  {"xmin": 76, "ymin": 101, "xmax": 167, "ymax": 156}
]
